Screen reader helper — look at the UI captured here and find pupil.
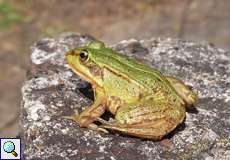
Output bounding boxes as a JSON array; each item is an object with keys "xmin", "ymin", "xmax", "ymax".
[
  {"xmin": 80, "ymin": 52, "xmax": 85, "ymax": 58},
  {"xmin": 80, "ymin": 51, "xmax": 88, "ymax": 61}
]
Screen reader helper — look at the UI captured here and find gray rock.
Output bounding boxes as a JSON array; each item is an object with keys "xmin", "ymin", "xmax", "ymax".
[{"xmin": 20, "ymin": 33, "xmax": 230, "ymax": 160}]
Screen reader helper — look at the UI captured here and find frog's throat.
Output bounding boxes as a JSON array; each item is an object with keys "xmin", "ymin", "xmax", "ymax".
[{"xmin": 68, "ymin": 62, "xmax": 102, "ymax": 88}]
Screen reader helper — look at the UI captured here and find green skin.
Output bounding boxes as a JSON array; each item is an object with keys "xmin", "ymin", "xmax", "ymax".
[{"xmin": 66, "ymin": 41, "xmax": 197, "ymax": 140}]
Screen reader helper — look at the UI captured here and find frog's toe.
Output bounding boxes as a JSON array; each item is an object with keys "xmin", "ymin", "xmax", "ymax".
[
  {"xmin": 73, "ymin": 109, "xmax": 79, "ymax": 115},
  {"xmin": 62, "ymin": 115, "xmax": 79, "ymax": 122},
  {"xmin": 88, "ymin": 123, "xmax": 109, "ymax": 133},
  {"xmin": 97, "ymin": 127, "xmax": 109, "ymax": 134},
  {"xmin": 62, "ymin": 110, "xmax": 80, "ymax": 122},
  {"xmin": 97, "ymin": 117, "xmax": 117, "ymax": 125},
  {"xmin": 62, "ymin": 115, "xmax": 74, "ymax": 120},
  {"xmin": 109, "ymin": 118, "xmax": 117, "ymax": 123}
]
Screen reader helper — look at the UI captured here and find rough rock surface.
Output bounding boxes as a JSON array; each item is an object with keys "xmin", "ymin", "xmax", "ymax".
[{"xmin": 20, "ymin": 33, "xmax": 230, "ymax": 160}]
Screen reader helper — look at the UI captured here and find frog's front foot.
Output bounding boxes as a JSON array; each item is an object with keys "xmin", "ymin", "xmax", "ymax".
[
  {"xmin": 97, "ymin": 117, "xmax": 116, "ymax": 125},
  {"xmin": 63, "ymin": 109, "xmax": 91, "ymax": 127},
  {"xmin": 62, "ymin": 109, "xmax": 80, "ymax": 122},
  {"xmin": 88, "ymin": 123, "xmax": 109, "ymax": 133},
  {"xmin": 63, "ymin": 110, "xmax": 109, "ymax": 134}
]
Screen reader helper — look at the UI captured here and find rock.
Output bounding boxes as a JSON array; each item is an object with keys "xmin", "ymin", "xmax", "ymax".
[{"xmin": 20, "ymin": 33, "xmax": 230, "ymax": 160}]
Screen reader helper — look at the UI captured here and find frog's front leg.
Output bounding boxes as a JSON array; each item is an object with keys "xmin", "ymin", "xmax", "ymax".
[{"xmin": 65, "ymin": 87, "xmax": 107, "ymax": 131}]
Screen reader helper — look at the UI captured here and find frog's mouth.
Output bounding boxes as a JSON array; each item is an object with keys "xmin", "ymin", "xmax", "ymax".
[
  {"xmin": 66, "ymin": 52, "xmax": 103, "ymax": 90},
  {"xmin": 69, "ymin": 62, "xmax": 98, "ymax": 85}
]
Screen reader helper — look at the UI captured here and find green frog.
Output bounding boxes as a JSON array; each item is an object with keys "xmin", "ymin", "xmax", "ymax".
[{"xmin": 65, "ymin": 41, "xmax": 197, "ymax": 140}]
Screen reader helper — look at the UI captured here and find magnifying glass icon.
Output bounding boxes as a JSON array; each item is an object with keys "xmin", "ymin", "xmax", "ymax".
[{"xmin": 3, "ymin": 141, "xmax": 18, "ymax": 157}]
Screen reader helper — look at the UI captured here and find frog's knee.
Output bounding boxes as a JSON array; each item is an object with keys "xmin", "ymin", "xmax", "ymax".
[
  {"xmin": 177, "ymin": 88, "xmax": 198, "ymax": 107},
  {"xmin": 115, "ymin": 106, "xmax": 133, "ymax": 124},
  {"xmin": 166, "ymin": 76, "xmax": 198, "ymax": 107},
  {"xmin": 184, "ymin": 91, "xmax": 198, "ymax": 107}
]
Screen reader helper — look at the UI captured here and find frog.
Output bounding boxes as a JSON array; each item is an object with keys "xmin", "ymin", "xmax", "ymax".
[{"xmin": 65, "ymin": 40, "xmax": 197, "ymax": 140}]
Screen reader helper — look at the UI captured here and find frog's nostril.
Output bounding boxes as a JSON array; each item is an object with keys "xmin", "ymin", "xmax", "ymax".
[{"xmin": 66, "ymin": 50, "xmax": 75, "ymax": 56}]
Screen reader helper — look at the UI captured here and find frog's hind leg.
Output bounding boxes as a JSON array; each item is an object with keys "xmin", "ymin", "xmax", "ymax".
[
  {"xmin": 99, "ymin": 118, "xmax": 177, "ymax": 140},
  {"xmin": 99, "ymin": 101, "xmax": 186, "ymax": 140}
]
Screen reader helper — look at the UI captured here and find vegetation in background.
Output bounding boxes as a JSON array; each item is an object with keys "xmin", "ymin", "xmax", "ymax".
[{"xmin": 0, "ymin": 0, "xmax": 22, "ymax": 28}]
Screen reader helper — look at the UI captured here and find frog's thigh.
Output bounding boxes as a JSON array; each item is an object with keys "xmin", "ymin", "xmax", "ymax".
[
  {"xmin": 102, "ymin": 119, "xmax": 174, "ymax": 140},
  {"xmin": 101, "ymin": 103, "xmax": 185, "ymax": 140}
]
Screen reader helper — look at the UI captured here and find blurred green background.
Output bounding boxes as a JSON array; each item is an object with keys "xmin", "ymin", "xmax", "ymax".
[{"xmin": 0, "ymin": 0, "xmax": 230, "ymax": 137}]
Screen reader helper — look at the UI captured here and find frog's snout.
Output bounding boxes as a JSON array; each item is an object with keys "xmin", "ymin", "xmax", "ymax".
[{"xmin": 66, "ymin": 50, "xmax": 76, "ymax": 57}]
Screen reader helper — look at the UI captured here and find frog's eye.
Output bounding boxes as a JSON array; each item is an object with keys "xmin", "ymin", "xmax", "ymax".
[{"xmin": 79, "ymin": 50, "xmax": 89, "ymax": 62}]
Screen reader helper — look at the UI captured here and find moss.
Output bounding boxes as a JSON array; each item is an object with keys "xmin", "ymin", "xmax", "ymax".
[{"xmin": 0, "ymin": 0, "xmax": 22, "ymax": 28}]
